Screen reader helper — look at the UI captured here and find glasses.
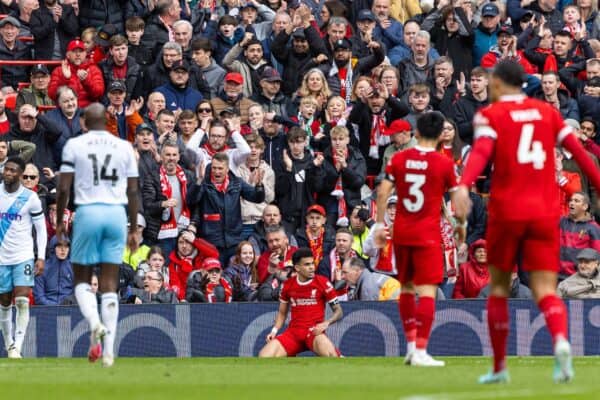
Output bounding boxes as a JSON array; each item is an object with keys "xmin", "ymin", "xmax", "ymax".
[
  {"xmin": 144, "ymin": 276, "xmax": 162, "ymax": 282},
  {"xmin": 197, "ymin": 108, "xmax": 212, "ymax": 113},
  {"xmin": 22, "ymin": 175, "xmax": 38, "ymax": 180}
]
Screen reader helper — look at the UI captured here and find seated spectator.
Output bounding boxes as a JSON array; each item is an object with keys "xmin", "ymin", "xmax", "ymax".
[
  {"xmin": 48, "ymin": 39, "xmax": 105, "ymax": 108},
  {"xmin": 364, "ymin": 196, "xmax": 397, "ymax": 275},
  {"xmin": 317, "ymin": 227, "xmax": 356, "ymax": 298},
  {"xmin": 168, "ymin": 229, "xmax": 220, "ymax": 300},
  {"xmin": 0, "ymin": 90, "xmax": 17, "ymax": 135},
  {"xmin": 30, "ymin": 0, "xmax": 79, "ymax": 61},
  {"xmin": 21, "ymin": 162, "xmax": 50, "ymax": 212},
  {"xmin": 558, "ymin": 248, "xmax": 600, "ymax": 299},
  {"xmin": 295, "ymin": 68, "xmax": 332, "ymax": 111},
  {"xmin": 0, "ymin": 137, "xmax": 36, "ymax": 177},
  {"xmin": 156, "ymin": 60, "xmax": 203, "ymax": 112},
  {"xmin": 256, "ymin": 260, "xmax": 294, "ymax": 301},
  {"xmin": 122, "ymin": 213, "xmax": 151, "ymax": 271},
  {"xmin": 15, "ymin": 64, "xmax": 54, "ymax": 111},
  {"xmin": 224, "ymin": 241, "xmax": 260, "ymax": 301},
  {"xmin": 105, "ymin": 81, "xmax": 144, "ymax": 143},
  {"xmin": 45, "ymin": 86, "xmax": 81, "ymax": 163},
  {"xmin": 142, "ymin": 92, "xmax": 166, "ymax": 134},
  {"xmin": 478, "ymin": 268, "xmax": 532, "ymax": 299},
  {"xmin": 405, "ymin": 83, "xmax": 433, "ymax": 129},
  {"xmin": 388, "ymin": 19, "xmax": 440, "ymax": 66},
  {"xmin": 250, "ymin": 66, "xmax": 292, "ymax": 119},
  {"xmin": 173, "ymin": 19, "xmax": 193, "ymax": 61},
  {"xmin": 136, "ymin": 246, "xmax": 170, "ymax": 290},
  {"xmin": 204, "ymin": 14, "xmax": 245, "ymax": 66},
  {"xmin": 138, "ymin": 41, "xmax": 184, "ymax": 96},
  {"xmin": 0, "ymin": 16, "xmax": 32, "ymax": 90},
  {"xmin": 555, "ymin": 147, "xmax": 581, "ymax": 217},
  {"xmin": 256, "ymin": 225, "xmax": 298, "ymax": 284},
  {"xmin": 248, "ymin": 204, "xmax": 298, "ymax": 257},
  {"xmin": 342, "ymin": 257, "xmax": 401, "ymax": 301},
  {"xmin": 33, "ymin": 236, "xmax": 73, "ymax": 305},
  {"xmin": 186, "ymin": 258, "xmax": 233, "ymax": 303},
  {"xmin": 295, "ymin": 204, "xmax": 336, "ymax": 268},
  {"xmin": 397, "ymin": 30, "xmax": 436, "ymax": 96},
  {"xmin": 452, "ymin": 67, "xmax": 489, "ymax": 145},
  {"xmin": 452, "ymin": 239, "xmax": 490, "ymax": 299},
  {"xmin": 128, "ymin": 270, "xmax": 178, "ymax": 304},
  {"xmin": 559, "ymin": 192, "xmax": 600, "ymax": 280}
]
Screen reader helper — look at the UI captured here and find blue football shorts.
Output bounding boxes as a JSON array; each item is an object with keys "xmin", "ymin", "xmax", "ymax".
[{"xmin": 0, "ymin": 259, "xmax": 35, "ymax": 293}]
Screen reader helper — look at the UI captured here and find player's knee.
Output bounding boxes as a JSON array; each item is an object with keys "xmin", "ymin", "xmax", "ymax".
[
  {"xmin": 14, "ymin": 296, "xmax": 29, "ymax": 310},
  {"xmin": 258, "ymin": 342, "xmax": 279, "ymax": 358}
]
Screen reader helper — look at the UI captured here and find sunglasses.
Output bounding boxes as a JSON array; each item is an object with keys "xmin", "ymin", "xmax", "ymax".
[
  {"xmin": 197, "ymin": 108, "xmax": 212, "ymax": 113},
  {"xmin": 22, "ymin": 175, "xmax": 38, "ymax": 180}
]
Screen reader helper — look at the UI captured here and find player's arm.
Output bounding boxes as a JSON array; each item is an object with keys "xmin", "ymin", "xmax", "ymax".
[
  {"xmin": 126, "ymin": 177, "xmax": 140, "ymax": 252},
  {"xmin": 561, "ymin": 133, "xmax": 600, "ymax": 194},
  {"xmin": 312, "ymin": 299, "xmax": 343, "ymax": 335},
  {"xmin": 373, "ymin": 178, "xmax": 394, "ymax": 248},
  {"xmin": 55, "ymin": 171, "xmax": 73, "ymax": 240},
  {"xmin": 32, "ymin": 204, "xmax": 47, "ymax": 276},
  {"xmin": 267, "ymin": 301, "xmax": 290, "ymax": 341}
]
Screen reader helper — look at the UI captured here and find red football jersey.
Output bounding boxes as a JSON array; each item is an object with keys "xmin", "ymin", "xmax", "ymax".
[
  {"xmin": 472, "ymin": 94, "xmax": 571, "ymax": 220},
  {"xmin": 279, "ymin": 275, "xmax": 337, "ymax": 330},
  {"xmin": 386, "ymin": 146, "xmax": 457, "ymax": 247}
]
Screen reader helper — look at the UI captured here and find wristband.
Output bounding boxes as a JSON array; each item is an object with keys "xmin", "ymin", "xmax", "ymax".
[{"xmin": 270, "ymin": 327, "xmax": 278, "ymax": 335}]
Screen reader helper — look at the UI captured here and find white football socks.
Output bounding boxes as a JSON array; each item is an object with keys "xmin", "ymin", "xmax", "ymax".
[
  {"xmin": 13, "ymin": 296, "xmax": 29, "ymax": 352},
  {"xmin": 75, "ymin": 283, "xmax": 101, "ymax": 329},
  {"xmin": 0, "ymin": 305, "xmax": 13, "ymax": 350},
  {"xmin": 101, "ymin": 292, "xmax": 119, "ymax": 358}
]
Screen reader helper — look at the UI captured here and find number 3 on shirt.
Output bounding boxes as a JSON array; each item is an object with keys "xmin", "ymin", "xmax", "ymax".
[
  {"xmin": 403, "ymin": 173, "xmax": 425, "ymax": 212},
  {"xmin": 517, "ymin": 123, "xmax": 546, "ymax": 170}
]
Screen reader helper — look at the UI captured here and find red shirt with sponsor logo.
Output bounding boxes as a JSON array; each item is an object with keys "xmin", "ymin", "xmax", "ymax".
[
  {"xmin": 279, "ymin": 275, "xmax": 337, "ymax": 330},
  {"xmin": 386, "ymin": 146, "xmax": 457, "ymax": 247},
  {"xmin": 471, "ymin": 95, "xmax": 569, "ymax": 221}
]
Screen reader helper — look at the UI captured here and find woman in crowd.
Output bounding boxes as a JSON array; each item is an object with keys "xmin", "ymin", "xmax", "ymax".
[
  {"xmin": 296, "ymin": 68, "xmax": 332, "ymax": 111},
  {"xmin": 224, "ymin": 241, "xmax": 260, "ymax": 301}
]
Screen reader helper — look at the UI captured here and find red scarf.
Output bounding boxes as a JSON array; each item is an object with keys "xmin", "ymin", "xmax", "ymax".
[
  {"xmin": 211, "ymin": 174, "xmax": 229, "ymax": 193},
  {"xmin": 370, "ymin": 112, "xmax": 386, "ymax": 159},
  {"xmin": 158, "ymin": 165, "xmax": 190, "ymax": 239},
  {"xmin": 331, "ymin": 147, "xmax": 349, "ymax": 226},
  {"xmin": 307, "ymin": 227, "xmax": 325, "ymax": 267},
  {"xmin": 203, "ymin": 142, "xmax": 229, "ymax": 158},
  {"xmin": 329, "ymin": 247, "xmax": 356, "ymax": 298},
  {"xmin": 205, "ymin": 278, "xmax": 233, "ymax": 303}
]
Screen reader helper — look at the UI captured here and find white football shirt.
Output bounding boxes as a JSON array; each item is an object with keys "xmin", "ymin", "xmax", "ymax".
[
  {"xmin": 0, "ymin": 184, "xmax": 45, "ymax": 265},
  {"xmin": 60, "ymin": 130, "xmax": 139, "ymax": 205}
]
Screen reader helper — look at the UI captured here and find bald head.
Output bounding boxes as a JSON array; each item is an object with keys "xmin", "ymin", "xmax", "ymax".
[{"xmin": 84, "ymin": 103, "xmax": 107, "ymax": 131}]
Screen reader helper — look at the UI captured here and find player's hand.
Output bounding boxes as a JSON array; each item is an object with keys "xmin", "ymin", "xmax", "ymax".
[
  {"xmin": 452, "ymin": 186, "xmax": 472, "ymax": 220},
  {"xmin": 127, "ymin": 231, "xmax": 139, "ymax": 253},
  {"xmin": 454, "ymin": 223, "xmax": 466, "ymax": 245},
  {"xmin": 34, "ymin": 259, "xmax": 45, "ymax": 276},
  {"xmin": 266, "ymin": 332, "xmax": 276, "ymax": 342},
  {"xmin": 311, "ymin": 321, "xmax": 329, "ymax": 336}
]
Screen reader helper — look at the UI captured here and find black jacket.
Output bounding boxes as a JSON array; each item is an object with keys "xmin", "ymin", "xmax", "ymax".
[
  {"xmin": 30, "ymin": 4, "xmax": 79, "ymax": 60},
  {"xmin": 99, "ymin": 56, "xmax": 142, "ymax": 102},
  {"xmin": 452, "ymin": 91, "xmax": 489, "ymax": 145},
  {"xmin": 0, "ymin": 39, "xmax": 31, "ymax": 90},
  {"xmin": 141, "ymin": 13, "xmax": 171, "ymax": 58},
  {"xmin": 275, "ymin": 151, "xmax": 319, "ymax": 220},
  {"xmin": 79, "ymin": 0, "xmax": 125, "ymax": 33}
]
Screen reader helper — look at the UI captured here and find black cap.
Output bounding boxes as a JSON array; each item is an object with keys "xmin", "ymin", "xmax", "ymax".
[
  {"xmin": 291, "ymin": 29, "xmax": 306, "ymax": 39},
  {"xmin": 135, "ymin": 123, "xmax": 154, "ymax": 135},
  {"xmin": 171, "ymin": 60, "xmax": 190, "ymax": 72},
  {"xmin": 95, "ymin": 24, "xmax": 118, "ymax": 47},
  {"xmin": 108, "ymin": 80, "xmax": 127, "ymax": 93},
  {"xmin": 481, "ymin": 3, "xmax": 499, "ymax": 17},
  {"xmin": 219, "ymin": 107, "xmax": 239, "ymax": 116},
  {"xmin": 31, "ymin": 63, "xmax": 49, "ymax": 76},
  {"xmin": 498, "ymin": 24, "xmax": 514, "ymax": 36},
  {"xmin": 333, "ymin": 38, "xmax": 351, "ymax": 51},
  {"xmin": 357, "ymin": 9, "xmax": 377, "ymax": 22}
]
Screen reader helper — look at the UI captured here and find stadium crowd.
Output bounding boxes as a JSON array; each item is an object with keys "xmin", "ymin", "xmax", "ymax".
[{"xmin": 1, "ymin": 0, "xmax": 600, "ymax": 306}]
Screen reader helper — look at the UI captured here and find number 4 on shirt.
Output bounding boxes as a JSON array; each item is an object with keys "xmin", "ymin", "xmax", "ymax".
[
  {"xmin": 88, "ymin": 154, "xmax": 119, "ymax": 186},
  {"xmin": 517, "ymin": 123, "xmax": 546, "ymax": 170}
]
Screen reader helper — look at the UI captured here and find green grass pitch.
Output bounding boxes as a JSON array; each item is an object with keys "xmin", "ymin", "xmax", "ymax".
[{"xmin": 1, "ymin": 357, "xmax": 599, "ymax": 399}]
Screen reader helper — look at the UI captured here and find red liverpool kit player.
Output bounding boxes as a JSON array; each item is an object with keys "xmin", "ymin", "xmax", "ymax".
[
  {"xmin": 455, "ymin": 60, "xmax": 600, "ymax": 384},
  {"xmin": 258, "ymin": 248, "xmax": 343, "ymax": 357},
  {"xmin": 375, "ymin": 111, "xmax": 465, "ymax": 367}
]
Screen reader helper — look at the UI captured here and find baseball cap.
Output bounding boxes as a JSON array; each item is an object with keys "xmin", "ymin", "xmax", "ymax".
[
  {"xmin": 171, "ymin": 59, "xmax": 190, "ymax": 72},
  {"xmin": 219, "ymin": 106, "xmax": 239, "ymax": 116},
  {"xmin": 481, "ymin": 3, "xmax": 499, "ymax": 17},
  {"xmin": 108, "ymin": 80, "xmax": 126, "ymax": 93},
  {"xmin": 67, "ymin": 39, "xmax": 85, "ymax": 52},
  {"xmin": 95, "ymin": 24, "xmax": 118, "ymax": 47},
  {"xmin": 576, "ymin": 248, "xmax": 600, "ymax": 261},
  {"xmin": 386, "ymin": 119, "xmax": 412, "ymax": 135},
  {"xmin": 333, "ymin": 38, "xmax": 351, "ymax": 51},
  {"xmin": 225, "ymin": 72, "xmax": 244, "ymax": 84},
  {"xmin": 357, "ymin": 10, "xmax": 377, "ymax": 22},
  {"xmin": 0, "ymin": 16, "xmax": 21, "ymax": 29},
  {"xmin": 241, "ymin": 3, "xmax": 258, "ymax": 10},
  {"xmin": 291, "ymin": 29, "xmax": 306, "ymax": 40},
  {"xmin": 387, "ymin": 195, "xmax": 398, "ymax": 206},
  {"xmin": 498, "ymin": 24, "xmax": 514, "ymax": 36},
  {"xmin": 202, "ymin": 257, "xmax": 222, "ymax": 271},
  {"xmin": 135, "ymin": 123, "xmax": 154, "ymax": 135},
  {"xmin": 260, "ymin": 66, "xmax": 282, "ymax": 82},
  {"xmin": 31, "ymin": 63, "xmax": 50, "ymax": 76},
  {"xmin": 306, "ymin": 204, "xmax": 326, "ymax": 216}
]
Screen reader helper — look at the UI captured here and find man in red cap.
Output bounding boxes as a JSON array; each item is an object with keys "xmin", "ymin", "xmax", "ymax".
[
  {"xmin": 381, "ymin": 118, "xmax": 415, "ymax": 174},
  {"xmin": 295, "ymin": 204, "xmax": 336, "ymax": 268},
  {"xmin": 48, "ymin": 38, "xmax": 105, "ymax": 107},
  {"xmin": 210, "ymin": 72, "xmax": 254, "ymax": 125}
]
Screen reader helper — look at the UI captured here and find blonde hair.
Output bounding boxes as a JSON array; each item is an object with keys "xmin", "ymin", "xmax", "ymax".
[
  {"xmin": 300, "ymin": 95, "xmax": 319, "ymax": 107},
  {"xmin": 330, "ymin": 125, "xmax": 349, "ymax": 138},
  {"xmin": 298, "ymin": 68, "xmax": 332, "ymax": 100}
]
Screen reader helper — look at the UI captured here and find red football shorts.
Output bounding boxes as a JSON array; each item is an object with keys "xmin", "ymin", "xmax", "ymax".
[
  {"xmin": 486, "ymin": 217, "xmax": 559, "ymax": 273},
  {"xmin": 276, "ymin": 327, "xmax": 319, "ymax": 356},
  {"xmin": 393, "ymin": 245, "xmax": 444, "ymax": 285}
]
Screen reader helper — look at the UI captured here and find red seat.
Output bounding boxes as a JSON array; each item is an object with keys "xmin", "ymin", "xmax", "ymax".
[{"xmin": 5, "ymin": 93, "xmax": 17, "ymax": 111}]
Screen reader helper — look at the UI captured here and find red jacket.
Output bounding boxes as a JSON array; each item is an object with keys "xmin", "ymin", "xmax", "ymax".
[
  {"xmin": 48, "ymin": 60, "xmax": 105, "ymax": 108},
  {"xmin": 167, "ymin": 238, "xmax": 220, "ymax": 300},
  {"xmin": 257, "ymin": 246, "xmax": 298, "ymax": 284},
  {"xmin": 452, "ymin": 239, "xmax": 490, "ymax": 299},
  {"xmin": 480, "ymin": 49, "xmax": 537, "ymax": 75}
]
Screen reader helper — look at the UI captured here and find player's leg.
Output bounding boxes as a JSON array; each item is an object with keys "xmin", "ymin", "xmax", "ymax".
[
  {"xmin": 311, "ymin": 334, "xmax": 339, "ymax": 357},
  {"xmin": 395, "ymin": 246, "xmax": 417, "ymax": 362},
  {"xmin": 10, "ymin": 260, "xmax": 36, "ymax": 356},
  {"xmin": 98, "ymin": 263, "xmax": 120, "ymax": 367},
  {"xmin": 0, "ymin": 266, "xmax": 15, "ymax": 355},
  {"xmin": 258, "ymin": 339, "xmax": 288, "ymax": 357},
  {"xmin": 259, "ymin": 330, "xmax": 296, "ymax": 358}
]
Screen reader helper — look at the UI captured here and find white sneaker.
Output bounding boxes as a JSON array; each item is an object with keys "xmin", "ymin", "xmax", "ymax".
[
  {"xmin": 102, "ymin": 354, "xmax": 114, "ymax": 368},
  {"xmin": 410, "ymin": 351, "xmax": 445, "ymax": 367},
  {"xmin": 403, "ymin": 351, "xmax": 414, "ymax": 365},
  {"xmin": 553, "ymin": 339, "xmax": 574, "ymax": 383},
  {"xmin": 7, "ymin": 344, "xmax": 21, "ymax": 359}
]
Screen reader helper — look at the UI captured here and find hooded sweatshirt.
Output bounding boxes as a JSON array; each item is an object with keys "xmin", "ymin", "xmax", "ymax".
[{"xmin": 452, "ymin": 239, "xmax": 489, "ymax": 299}]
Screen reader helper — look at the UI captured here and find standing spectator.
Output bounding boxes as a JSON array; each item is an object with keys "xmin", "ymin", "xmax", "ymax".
[
  {"xmin": 134, "ymin": 123, "xmax": 160, "ymax": 193},
  {"xmin": 322, "ymin": 16, "xmax": 351, "ymax": 57},
  {"xmin": 45, "ymin": 86, "xmax": 82, "ymax": 160},
  {"xmin": 210, "ymin": 73, "xmax": 255, "ymax": 125},
  {"xmin": 295, "ymin": 204, "xmax": 336, "ymax": 268},
  {"xmin": 173, "ymin": 19, "xmax": 193, "ymax": 61},
  {"xmin": 317, "ymin": 227, "xmax": 356, "ymax": 292},
  {"xmin": 371, "ymin": 0, "xmax": 405, "ymax": 49},
  {"xmin": 99, "ymin": 35, "xmax": 142, "ymax": 103},
  {"xmin": 380, "ymin": 119, "xmax": 415, "ymax": 174},
  {"xmin": 224, "ymin": 241, "xmax": 260, "ymax": 301},
  {"xmin": 388, "ymin": 19, "xmax": 441, "ymax": 66},
  {"xmin": 452, "ymin": 239, "xmax": 490, "ymax": 299},
  {"xmin": 139, "ymin": 41, "xmax": 184, "ymax": 96},
  {"xmin": 16, "ymin": 0, "xmax": 38, "ymax": 39},
  {"xmin": 559, "ymin": 192, "xmax": 600, "ymax": 280},
  {"xmin": 190, "ymin": 38, "xmax": 226, "ymax": 99},
  {"xmin": 105, "ymin": 81, "xmax": 145, "ymax": 143},
  {"xmin": 33, "ymin": 236, "xmax": 74, "ymax": 305},
  {"xmin": 536, "ymin": 71, "xmax": 580, "ymax": 120},
  {"xmin": 79, "ymin": 0, "xmax": 125, "ymax": 37},
  {"xmin": 0, "ymin": 16, "xmax": 32, "ymax": 90},
  {"xmin": 430, "ymin": 57, "xmax": 463, "ymax": 116},
  {"xmin": 21, "ymin": 163, "xmax": 50, "ymax": 213},
  {"xmin": 248, "ymin": 204, "xmax": 298, "ymax": 257},
  {"xmin": 125, "ymin": 16, "xmax": 153, "ymax": 68},
  {"xmin": 48, "ymin": 39, "xmax": 105, "ymax": 108},
  {"xmin": 30, "ymin": 0, "xmax": 79, "ymax": 61},
  {"xmin": 256, "ymin": 224, "xmax": 298, "ymax": 283},
  {"xmin": 508, "ymin": 0, "xmax": 563, "ymax": 34},
  {"xmin": 558, "ymin": 248, "xmax": 600, "ymax": 299},
  {"xmin": 0, "ymin": 91, "xmax": 17, "ymax": 135},
  {"xmin": 156, "ymin": 60, "xmax": 203, "ymax": 112},
  {"xmin": 555, "ymin": 146, "xmax": 582, "ymax": 217},
  {"xmin": 16, "ymin": 64, "xmax": 54, "ymax": 110},
  {"xmin": 473, "ymin": 2, "xmax": 501, "ymax": 67},
  {"xmin": 222, "ymin": 33, "xmax": 270, "ymax": 97},
  {"xmin": 342, "ymin": 256, "xmax": 401, "ymax": 301},
  {"xmin": 188, "ymin": 152, "xmax": 266, "ymax": 266},
  {"xmin": 559, "ymin": 57, "xmax": 600, "ymax": 100},
  {"xmin": 453, "ymin": 67, "xmax": 489, "ymax": 144},
  {"xmin": 251, "ymin": 67, "xmax": 292, "ymax": 119},
  {"xmin": 397, "ymin": 30, "xmax": 436, "ymax": 96}
]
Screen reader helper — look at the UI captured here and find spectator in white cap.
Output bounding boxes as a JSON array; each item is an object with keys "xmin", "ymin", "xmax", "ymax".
[{"xmin": 558, "ymin": 248, "xmax": 600, "ymax": 299}]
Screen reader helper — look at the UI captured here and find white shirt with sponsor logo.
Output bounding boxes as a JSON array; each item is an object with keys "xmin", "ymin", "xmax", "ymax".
[
  {"xmin": 0, "ymin": 184, "xmax": 45, "ymax": 264},
  {"xmin": 60, "ymin": 130, "xmax": 139, "ymax": 205}
]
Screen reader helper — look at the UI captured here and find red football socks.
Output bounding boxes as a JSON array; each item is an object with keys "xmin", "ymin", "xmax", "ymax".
[
  {"xmin": 538, "ymin": 294, "xmax": 568, "ymax": 344},
  {"xmin": 415, "ymin": 296, "xmax": 435, "ymax": 350},
  {"xmin": 487, "ymin": 295, "xmax": 509, "ymax": 373},
  {"xmin": 399, "ymin": 293, "xmax": 417, "ymax": 343}
]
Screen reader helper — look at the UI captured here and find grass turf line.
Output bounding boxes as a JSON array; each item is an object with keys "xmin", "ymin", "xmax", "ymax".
[{"xmin": 0, "ymin": 357, "xmax": 599, "ymax": 400}]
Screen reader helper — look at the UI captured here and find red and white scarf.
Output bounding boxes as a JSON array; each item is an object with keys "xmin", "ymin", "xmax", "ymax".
[
  {"xmin": 202, "ymin": 142, "xmax": 229, "ymax": 158},
  {"xmin": 307, "ymin": 227, "xmax": 325, "ymax": 267},
  {"xmin": 370, "ymin": 112, "xmax": 387, "ymax": 159},
  {"xmin": 331, "ymin": 147, "xmax": 349, "ymax": 226},
  {"xmin": 211, "ymin": 174, "xmax": 229, "ymax": 193},
  {"xmin": 158, "ymin": 165, "xmax": 190, "ymax": 239}
]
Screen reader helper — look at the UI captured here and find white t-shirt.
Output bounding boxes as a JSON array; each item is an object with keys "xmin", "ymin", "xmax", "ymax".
[
  {"xmin": 60, "ymin": 130, "xmax": 139, "ymax": 205},
  {"xmin": 0, "ymin": 184, "xmax": 45, "ymax": 264}
]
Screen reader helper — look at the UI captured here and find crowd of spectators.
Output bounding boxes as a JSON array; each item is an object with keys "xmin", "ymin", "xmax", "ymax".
[{"xmin": 2, "ymin": 0, "xmax": 600, "ymax": 304}]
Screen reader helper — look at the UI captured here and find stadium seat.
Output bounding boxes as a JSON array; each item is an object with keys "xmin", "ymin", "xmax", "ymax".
[{"xmin": 4, "ymin": 92, "xmax": 16, "ymax": 111}]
